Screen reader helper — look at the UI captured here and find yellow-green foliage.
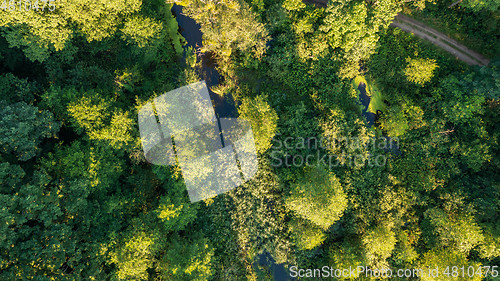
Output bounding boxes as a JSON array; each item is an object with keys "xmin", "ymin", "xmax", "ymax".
[
  {"xmin": 67, "ymin": 96, "xmax": 110, "ymax": 133},
  {"xmin": 393, "ymin": 230, "xmax": 419, "ymax": 265},
  {"xmin": 159, "ymin": 236, "xmax": 214, "ymax": 281},
  {"xmin": 67, "ymin": 95, "xmax": 134, "ymax": 148},
  {"xmin": 285, "ymin": 166, "xmax": 348, "ymax": 230},
  {"xmin": 185, "ymin": 46, "xmax": 198, "ymax": 68},
  {"xmin": 175, "ymin": 0, "xmax": 269, "ymax": 62},
  {"xmin": 0, "ymin": 0, "xmax": 142, "ymax": 61},
  {"xmin": 110, "ymin": 232, "xmax": 154, "ymax": 280},
  {"xmin": 289, "ymin": 218, "xmax": 326, "ymax": 250},
  {"xmin": 404, "ymin": 57, "xmax": 439, "ymax": 86},
  {"xmin": 380, "ymin": 103, "xmax": 425, "ymax": 137},
  {"xmin": 362, "ymin": 224, "xmax": 397, "ymax": 268},
  {"xmin": 479, "ymin": 225, "xmax": 500, "ymax": 259},
  {"xmin": 238, "ymin": 95, "xmax": 278, "ymax": 154},
  {"xmin": 155, "ymin": 192, "xmax": 198, "ymax": 231},
  {"xmin": 282, "ymin": 0, "xmax": 306, "ymax": 11},
  {"xmin": 329, "ymin": 239, "xmax": 366, "ymax": 279},
  {"xmin": 418, "ymin": 249, "xmax": 482, "ymax": 281},
  {"xmin": 121, "ymin": 16, "xmax": 163, "ymax": 48},
  {"xmin": 425, "ymin": 207, "xmax": 485, "ymax": 254}
]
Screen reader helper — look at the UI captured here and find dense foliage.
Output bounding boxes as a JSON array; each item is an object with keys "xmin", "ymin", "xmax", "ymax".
[{"xmin": 0, "ymin": 0, "xmax": 498, "ymax": 280}]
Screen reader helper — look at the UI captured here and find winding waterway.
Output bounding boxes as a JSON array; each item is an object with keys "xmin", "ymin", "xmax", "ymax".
[{"xmin": 171, "ymin": 5, "xmax": 292, "ymax": 280}]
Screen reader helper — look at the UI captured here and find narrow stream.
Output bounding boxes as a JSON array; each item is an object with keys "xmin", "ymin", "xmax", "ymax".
[
  {"xmin": 171, "ymin": 5, "xmax": 292, "ymax": 280},
  {"xmin": 171, "ymin": 5, "xmax": 237, "ymax": 118},
  {"xmin": 358, "ymin": 82, "xmax": 376, "ymax": 127},
  {"xmin": 357, "ymin": 82, "xmax": 400, "ymax": 155},
  {"xmin": 171, "ymin": 6, "xmax": 400, "ymax": 279}
]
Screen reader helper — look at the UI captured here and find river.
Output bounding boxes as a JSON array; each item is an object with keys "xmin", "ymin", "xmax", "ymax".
[{"xmin": 171, "ymin": 5, "xmax": 293, "ymax": 280}]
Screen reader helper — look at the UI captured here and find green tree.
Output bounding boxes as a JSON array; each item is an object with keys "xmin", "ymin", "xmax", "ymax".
[
  {"xmin": 362, "ymin": 224, "xmax": 397, "ymax": 268},
  {"xmin": 424, "ymin": 206, "xmax": 484, "ymax": 254},
  {"xmin": 42, "ymin": 140, "xmax": 125, "ymax": 191},
  {"xmin": 121, "ymin": 15, "xmax": 163, "ymax": 48},
  {"xmin": 67, "ymin": 95, "xmax": 134, "ymax": 149},
  {"xmin": 479, "ymin": 224, "xmax": 500, "ymax": 260},
  {"xmin": 404, "ymin": 57, "xmax": 439, "ymax": 86},
  {"xmin": 393, "ymin": 230, "xmax": 419, "ymax": 265},
  {"xmin": 418, "ymin": 249, "xmax": 482, "ymax": 281},
  {"xmin": 329, "ymin": 239, "xmax": 367, "ymax": 279},
  {"xmin": 320, "ymin": 108, "xmax": 372, "ymax": 168},
  {"xmin": 238, "ymin": 95, "xmax": 278, "ymax": 154},
  {"xmin": 380, "ymin": 103, "xmax": 426, "ymax": 137},
  {"xmin": 155, "ymin": 181, "xmax": 198, "ymax": 232},
  {"xmin": 158, "ymin": 235, "xmax": 214, "ymax": 281},
  {"xmin": 0, "ymin": 102, "xmax": 60, "ymax": 161},
  {"xmin": 436, "ymin": 66, "xmax": 497, "ymax": 124},
  {"xmin": 0, "ymin": 0, "xmax": 143, "ymax": 61},
  {"xmin": 173, "ymin": 0, "xmax": 269, "ymax": 64},
  {"xmin": 110, "ymin": 231, "xmax": 155, "ymax": 280},
  {"xmin": 319, "ymin": 0, "xmax": 401, "ymax": 78},
  {"xmin": 285, "ymin": 166, "xmax": 348, "ymax": 230},
  {"xmin": 228, "ymin": 157, "xmax": 292, "ymax": 267},
  {"xmin": 0, "ymin": 74, "xmax": 34, "ymax": 104},
  {"xmin": 288, "ymin": 217, "xmax": 326, "ymax": 250},
  {"xmin": 0, "ymin": 166, "xmax": 104, "ymax": 280},
  {"xmin": 462, "ymin": 0, "xmax": 500, "ymax": 11},
  {"xmin": 282, "ymin": 0, "xmax": 306, "ymax": 11}
]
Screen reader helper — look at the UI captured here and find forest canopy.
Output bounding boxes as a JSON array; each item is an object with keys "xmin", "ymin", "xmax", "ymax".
[{"xmin": 0, "ymin": 0, "xmax": 498, "ymax": 280}]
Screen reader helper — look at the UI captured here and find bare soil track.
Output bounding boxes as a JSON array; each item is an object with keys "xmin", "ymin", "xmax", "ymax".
[{"xmin": 391, "ymin": 14, "xmax": 489, "ymax": 66}]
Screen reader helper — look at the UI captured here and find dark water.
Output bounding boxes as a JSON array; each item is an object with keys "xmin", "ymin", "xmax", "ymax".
[
  {"xmin": 358, "ymin": 82, "xmax": 401, "ymax": 154},
  {"xmin": 171, "ymin": 5, "xmax": 237, "ymax": 118},
  {"xmin": 358, "ymin": 82, "xmax": 376, "ymax": 127},
  {"xmin": 257, "ymin": 252, "xmax": 293, "ymax": 281}
]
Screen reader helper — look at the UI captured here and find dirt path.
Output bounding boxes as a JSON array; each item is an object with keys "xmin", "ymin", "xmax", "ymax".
[
  {"xmin": 391, "ymin": 14, "xmax": 490, "ymax": 66},
  {"xmin": 302, "ymin": 0, "xmax": 490, "ymax": 66}
]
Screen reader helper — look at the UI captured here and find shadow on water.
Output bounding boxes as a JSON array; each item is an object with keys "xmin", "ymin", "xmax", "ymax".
[
  {"xmin": 357, "ymin": 82, "xmax": 401, "ymax": 155},
  {"xmin": 171, "ymin": 5, "xmax": 237, "ymax": 118},
  {"xmin": 256, "ymin": 252, "xmax": 293, "ymax": 281},
  {"xmin": 358, "ymin": 82, "xmax": 376, "ymax": 127}
]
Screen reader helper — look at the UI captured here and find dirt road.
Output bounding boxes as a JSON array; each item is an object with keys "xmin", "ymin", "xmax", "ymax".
[{"xmin": 391, "ymin": 14, "xmax": 490, "ymax": 66}]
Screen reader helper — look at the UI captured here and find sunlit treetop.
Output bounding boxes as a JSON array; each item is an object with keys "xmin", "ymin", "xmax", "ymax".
[{"xmin": 0, "ymin": 0, "xmax": 146, "ymax": 61}]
